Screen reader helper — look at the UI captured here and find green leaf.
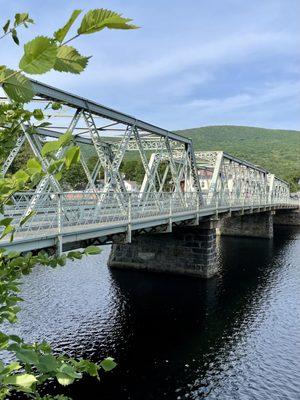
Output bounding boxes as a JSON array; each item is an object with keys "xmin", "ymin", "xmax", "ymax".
[
  {"xmin": 15, "ymin": 348, "xmax": 39, "ymax": 365},
  {"xmin": 54, "ymin": 46, "xmax": 90, "ymax": 74},
  {"xmin": 57, "ymin": 131, "xmax": 73, "ymax": 147},
  {"xmin": 47, "ymin": 159, "xmax": 64, "ymax": 174},
  {"xmin": 14, "ymin": 169, "xmax": 30, "ymax": 182},
  {"xmin": 37, "ymin": 121, "xmax": 51, "ymax": 128},
  {"xmin": 78, "ymin": 9, "xmax": 138, "ymax": 35},
  {"xmin": 0, "ymin": 225, "xmax": 15, "ymax": 240},
  {"xmin": 67, "ymin": 251, "xmax": 82, "ymax": 260},
  {"xmin": 0, "ymin": 362, "xmax": 21, "ymax": 375},
  {"xmin": 37, "ymin": 340, "xmax": 52, "ymax": 354},
  {"xmin": 14, "ymin": 13, "xmax": 32, "ymax": 27},
  {"xmin": 30, "ymin": 171, "xmax": 44, "ymax": 186},
  {"xmin": 0, "ymin": 217, "xmax": 14, "ymax": 227},
  {"xmin": 56, "ymin": 372, "xmax": 74, "ymax": 386},
  {"xmin": 56, "ymin": 255, "xmax": 66, "ymax": 266},
  {"xmin": 59, "ymin": 363, "xmax": 82, "ymax": 379},
  {"xmin": 0, "ymin": 67, "xmax": 34, "ymax": 102},
  {"xmin": 19, "ymin": 36, "xmax": 57, "ymax": 74},
  {"xmin": 20, "ymin": 210, "xmax": 36, "ymax": 226},
  {"xmin": 56, "ymin": 363, "xmax": 82, "ymax": 385},
  {"xmin": 65, "ymin": 146, "xmax": 80, "ymax": 169},
  {"xmin": 54, "ymin": 9, "xmax": 82, "ymax": 43},
  {"xmin": 7, "ymin": 252, "xmax": 20, "ymax": 260},
  {"xmin": 37, "ymin": 354, "xmax": 59, "ymax": 373},
  {"xmin": 27, "ymin": 158, "xmax": 42, "ymax": 174},
  {"xmin": 9, "ymin": 334, "xmax": 22, "ymax": 343},
  {"xmin": 3, "ymin": 19, "xmax": 10, "ymax": 33},
  {"xmin": 0, "ymin": 333, "xmax": 9, "ymax": 350},
  {"xmin": 75, "ymin": 359, "xmax": 99, "ymax": 377},
  {"xmin": 41, "ymin": 140, "xmax": 61, "ymax": 157},
  {"xmin": 51, "ymin": 102, "xmax": 62, "ymax": 110},
  {"xmin": 100, "ymin": 357, "xmax": 117, "ymax": 372},
  {"xmin": 33, "ymin": 108, "xmax": 44, "ymax": 120},
  {"xmin": 55, "ymin": 171, "xmax": 63, "ymax": 181},
  {"xmin": 3, "ymin": 373, "xmax": 37, "ymax": 389},
  {"xmin": 84, "ymin": 245, "xmax": 102, "ymax": 255},
  {"xmin": 11, "ymin": 29, "xmax": 19, "ymax": 45}
]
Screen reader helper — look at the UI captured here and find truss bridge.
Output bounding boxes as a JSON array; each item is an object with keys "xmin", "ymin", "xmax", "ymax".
[{"xmin": 1, "ymin": 81, "xmax": 299, "ymax": 278}]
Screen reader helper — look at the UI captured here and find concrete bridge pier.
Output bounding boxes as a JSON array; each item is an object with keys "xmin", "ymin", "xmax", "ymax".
[
  {"xmin": 273, "ymin": 208, "xmax": 300, "ymax": 226},
  {"xmin": 108, "ymin": 220, "xmax": 219, "ymax": 278},
  {"xmin": 217, "ymin": 211, "xmax": 274, "ymax": 239}
]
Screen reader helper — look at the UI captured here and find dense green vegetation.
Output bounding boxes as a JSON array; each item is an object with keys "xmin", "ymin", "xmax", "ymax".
[{"xmin": 178, "ymin": 125, "xmax": 300, "ymax": 191}]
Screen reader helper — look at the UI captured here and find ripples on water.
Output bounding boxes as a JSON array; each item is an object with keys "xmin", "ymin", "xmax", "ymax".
[{"xmin": 4, "ymin": 226, "xmax": 300, "ymax": 399}]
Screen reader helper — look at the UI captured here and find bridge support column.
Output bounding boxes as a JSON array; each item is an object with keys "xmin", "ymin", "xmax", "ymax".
[
  {"xmin": 218, "ymin": 211, "xmax": 274, "ymax": 239},
  {"xmin": 273, "ymin": 208, "xmax": 300, "ymax": 226},
  {"xmin": 108, "ymin": 221, "xmax": 219, "ymax": 278}
]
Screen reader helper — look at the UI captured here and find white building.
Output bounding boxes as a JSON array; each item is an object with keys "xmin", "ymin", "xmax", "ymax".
[{"xmin": 124, "ymin": 180, "xmax": 138, "ymax": 192}]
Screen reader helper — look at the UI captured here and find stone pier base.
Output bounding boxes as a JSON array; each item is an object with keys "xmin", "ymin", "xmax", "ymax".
[
  {"xmin": 273, "ymin": 208, "xmax": 300, "ymax": 226},
  {"xmin": 108, "ymin": 221, "xmax": 218, "ymax": 278},
  {"xmin": 218, "ymin": 211, "xmax": 274, "ymax": 239}
]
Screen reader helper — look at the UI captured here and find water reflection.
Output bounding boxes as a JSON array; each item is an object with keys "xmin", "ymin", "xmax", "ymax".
[{"xmin": 6, "ymin": 226, "xmax": 300, "ymax": 399}]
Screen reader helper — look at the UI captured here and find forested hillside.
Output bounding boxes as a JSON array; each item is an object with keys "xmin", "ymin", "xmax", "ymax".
[{"xmin": 177, "ymin": 125, "xmax": 300, "ymax": 191}]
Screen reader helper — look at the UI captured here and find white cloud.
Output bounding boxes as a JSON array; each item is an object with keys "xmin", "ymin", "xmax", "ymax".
[
  {"xmin": 35, "ymin": 30, "xmax": 298, "ymax": 92},
  {"xmin": 185, "ymin": 81, "xmax": 300, "ymax": 114},
  {"xmin": 81, "ymin": 31, "xmax": 298, "ymax": 84},
  {"xmin": 1, "ymin": 0, "xmax": 299, "ymax": 130}
]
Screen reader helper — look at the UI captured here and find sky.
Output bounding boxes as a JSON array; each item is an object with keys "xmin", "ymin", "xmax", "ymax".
[{"xmin": 1, "ymin": 0, "xmax": 300, "ymax": 131}]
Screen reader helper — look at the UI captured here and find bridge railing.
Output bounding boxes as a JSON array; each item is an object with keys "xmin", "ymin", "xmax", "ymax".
[{"xmin": 1, "ymin": 191, "xmax": 298, "ymax": 241}]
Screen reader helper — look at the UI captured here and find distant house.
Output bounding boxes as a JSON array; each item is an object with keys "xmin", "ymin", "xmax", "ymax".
[
  {"xmin": 198, "ymin": 167, "xmax": 213, "ymax": 191},
  {"xmin": 96, "ymin": 179, "xmax": 138, "ymax": 192},
  {"xmin": 124, "ymin": 180, "xmax": 138, "ymax": 192}
]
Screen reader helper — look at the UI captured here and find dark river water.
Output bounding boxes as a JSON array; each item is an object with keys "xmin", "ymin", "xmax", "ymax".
[{"xmin": 5, "ymin": 226, "xmax": 300, "ymax": 399}]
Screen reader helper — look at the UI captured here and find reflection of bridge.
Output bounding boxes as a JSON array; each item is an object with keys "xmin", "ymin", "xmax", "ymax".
[{"xmin": 1, "ymin": 81, "xmax": 299, "ymax": 278}]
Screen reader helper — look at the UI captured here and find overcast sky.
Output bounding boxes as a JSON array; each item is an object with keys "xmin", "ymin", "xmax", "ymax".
[{"xmin": 1, "ymin": 0, "xmax": 300, "ymax": 130}]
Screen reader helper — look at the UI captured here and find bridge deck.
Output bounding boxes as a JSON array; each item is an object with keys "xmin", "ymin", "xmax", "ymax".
[{"xmin": 1, "ymin": 196, "xmax": 297, "ymax": 254}]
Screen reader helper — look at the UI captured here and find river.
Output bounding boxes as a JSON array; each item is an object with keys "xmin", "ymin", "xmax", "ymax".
[{"xmin": 7, "ymin": 225, "xmax": 300, "ymax": 399}]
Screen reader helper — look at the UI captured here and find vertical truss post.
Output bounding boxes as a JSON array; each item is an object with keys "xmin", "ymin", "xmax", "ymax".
[
  {"xmin": 207, "ymin": 151, "xmax": 223, "ymax": 205},
  {"xmin": 187, "ymin": 143, "xmax": 203, "ymax": 198},
  {"xmin": 196, "ymin": 193, "xmax": 200, "ymax": 225},
  {"xmin": 127, "ymin": 192, "xmax": 132, "ymax": 243},
  {"xmin": 56, "ymin": 192, "xmax": 63, "ymax": 256},
  {"xmin": 168, "ymin": 192, "xmax": 172, "ymax": 232},
  {"xmin": 268, "ymin": 174, "xmax": 275, "ymax": 204}
]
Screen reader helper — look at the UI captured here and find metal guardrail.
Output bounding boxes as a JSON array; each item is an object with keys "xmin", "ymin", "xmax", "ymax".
[{"xmin": 2, "ymin": 191, "xmax": 298, "ymax": 242}]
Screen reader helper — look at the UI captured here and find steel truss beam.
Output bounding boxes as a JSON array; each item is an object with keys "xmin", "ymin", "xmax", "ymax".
[
  {"xmin": 30, "ymin": 79, "xmax": 191, "ymax": 145},
  {"xmin": 195, "ymin": 151, "xmax": 290, "ymax": 206},
  {"xmin": 1, "ymin": 135, "xmax": 26, "ymax": 176},
  {"xmin": 1, "ymin": 79, "xmax": 291, "ymax": 226}
]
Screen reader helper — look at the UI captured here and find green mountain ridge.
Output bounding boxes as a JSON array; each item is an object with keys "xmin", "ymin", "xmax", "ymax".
[{"xmin": 176, "ymin": 125, "xmax": 300, "ymax": 191}]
